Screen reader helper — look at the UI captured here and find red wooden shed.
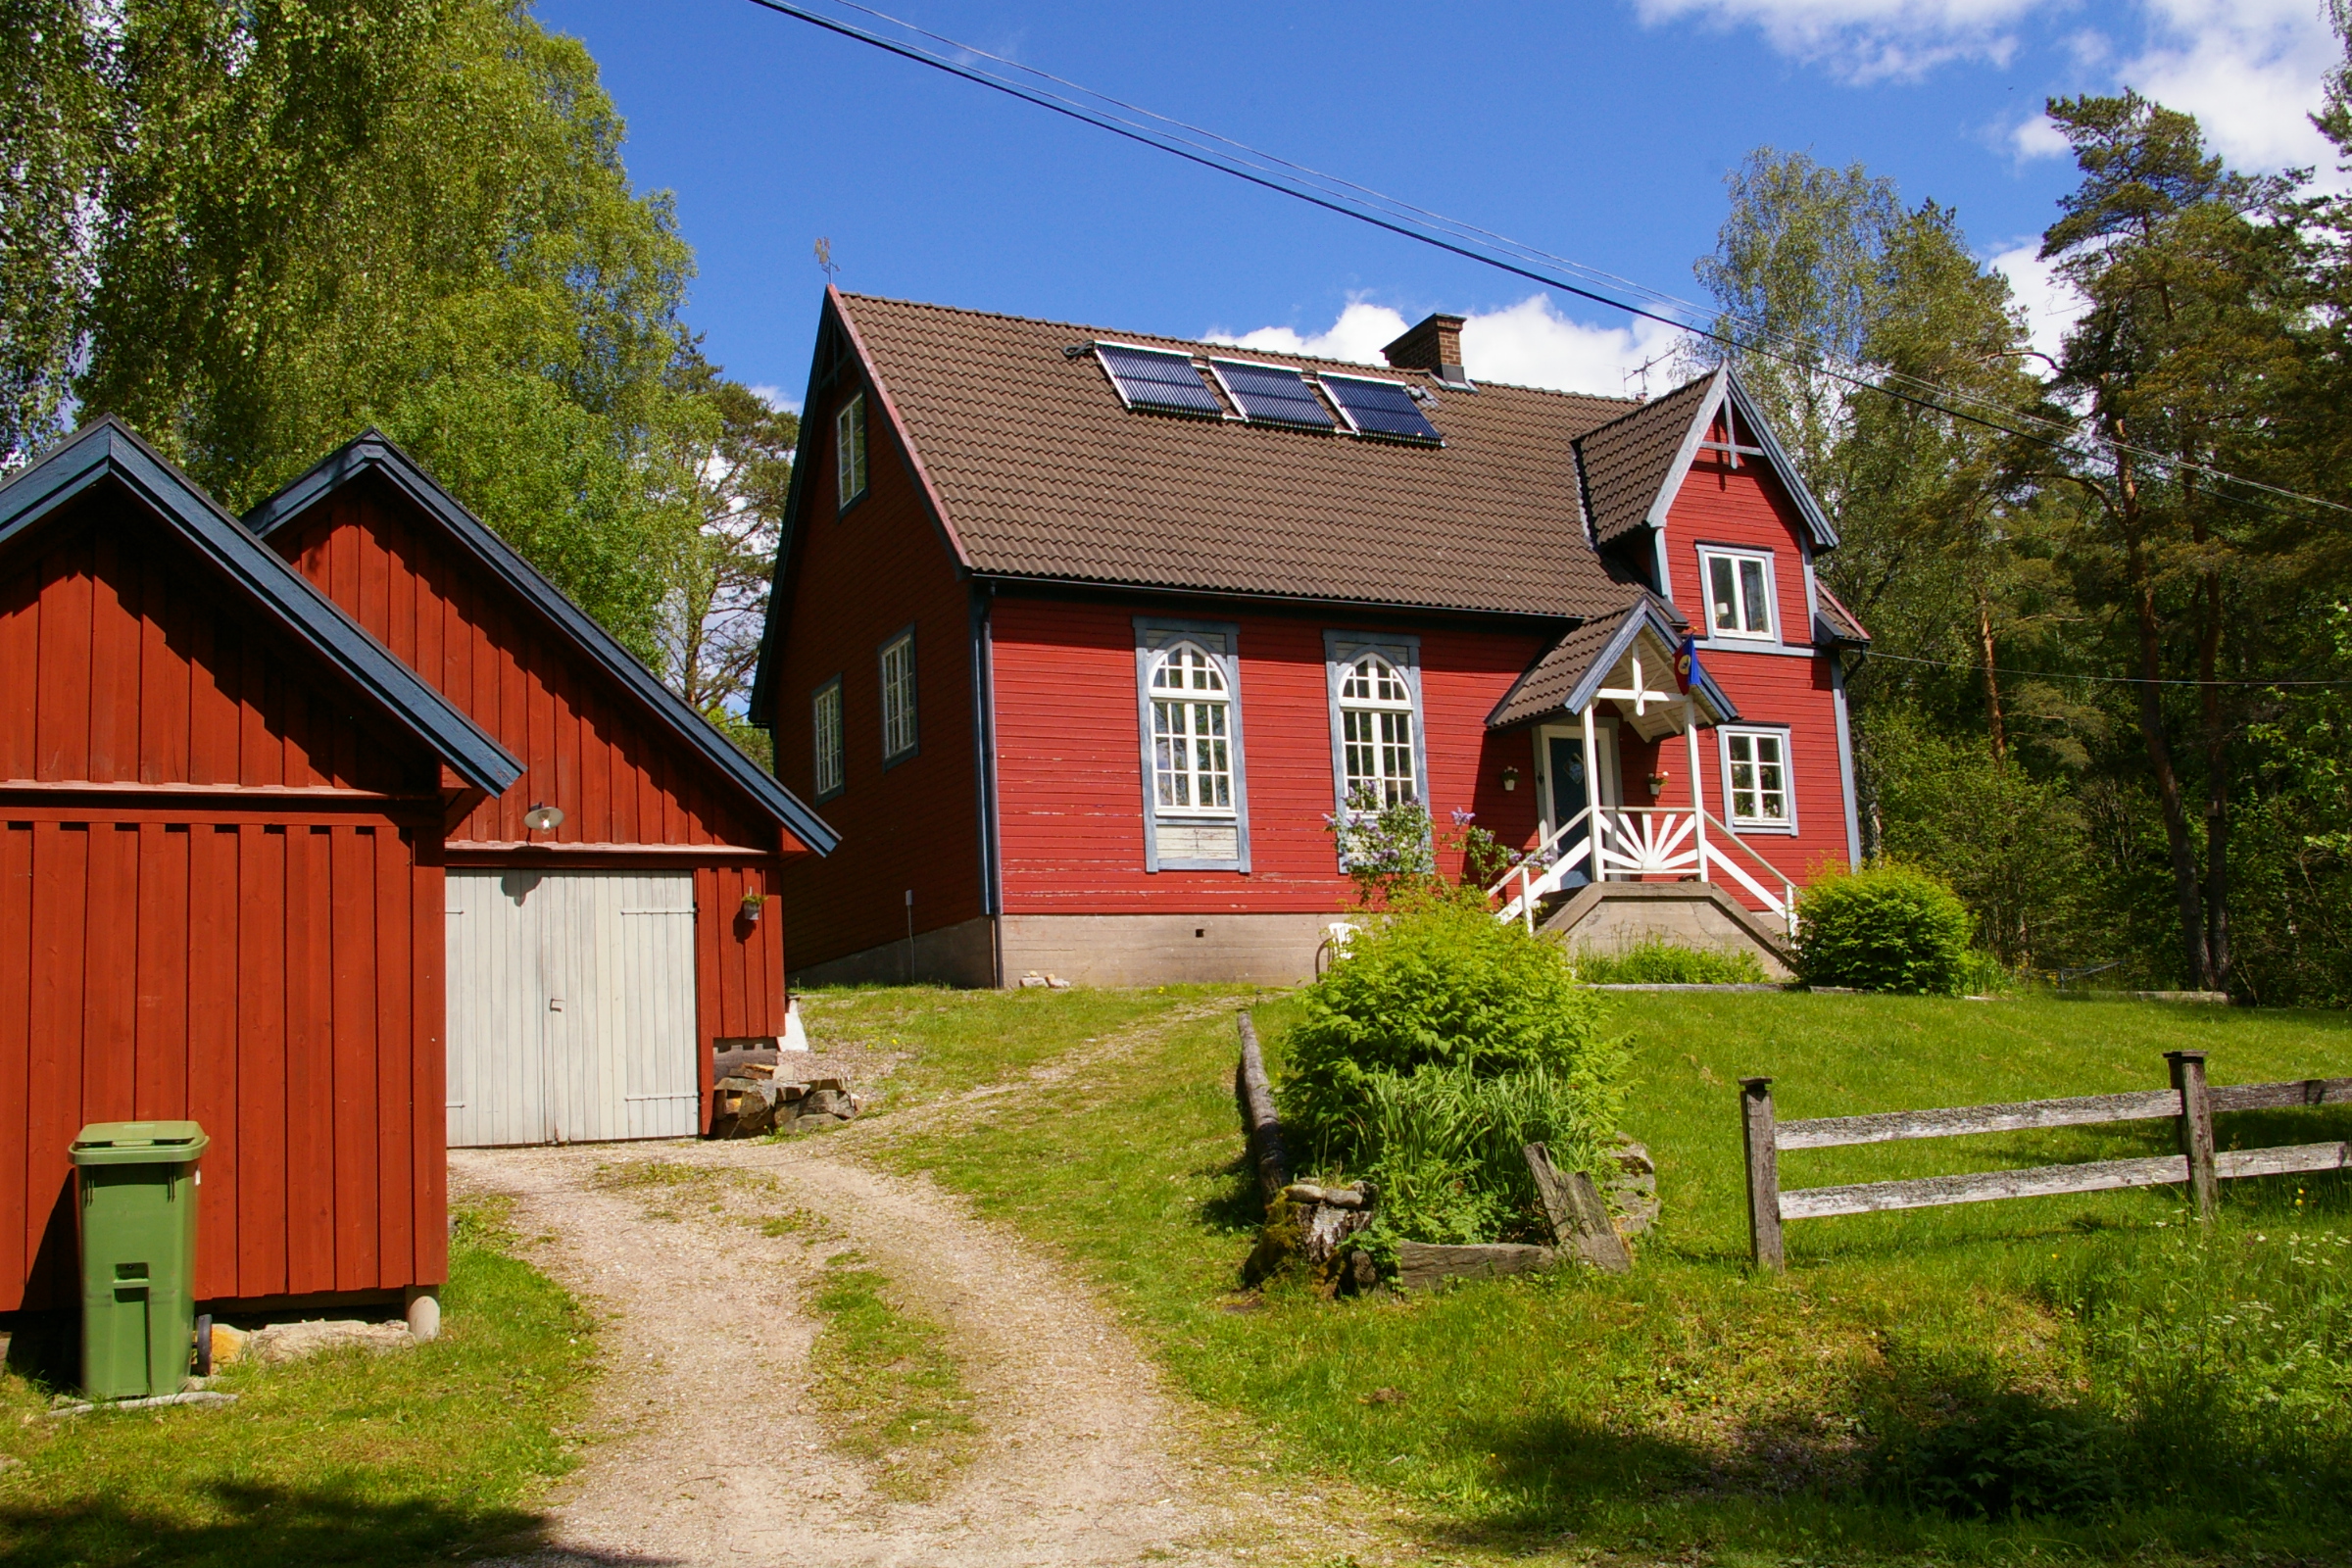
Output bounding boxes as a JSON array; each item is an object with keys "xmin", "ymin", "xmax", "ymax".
[
  {"xmin": 244, "ymin": 434, "xmax": 839, "ymax": 1146},
  {"xmin": 0, "ymin": 419, "xmax": 520, "ymax": 1317}
]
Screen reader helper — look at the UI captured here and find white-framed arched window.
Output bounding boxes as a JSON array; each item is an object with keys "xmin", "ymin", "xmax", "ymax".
[
  {"xmin": 1324, "ymin": 633, "xmax": 1427, "ymax": 819},
  {"xmin": 1148, "ymin": 641, "xmax": 1235, "ymax": 813},
  {"xmin": 1338, "ymin": 653, "xmax": 1417, "ymax": 807}
]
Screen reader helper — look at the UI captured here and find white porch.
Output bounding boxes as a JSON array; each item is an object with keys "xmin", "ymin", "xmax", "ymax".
[{"xmin": 1487, "ymin": 605, "xmax": 1798, "ymax": 947}]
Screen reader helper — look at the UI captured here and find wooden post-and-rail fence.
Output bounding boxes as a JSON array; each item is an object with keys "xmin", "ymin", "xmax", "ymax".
[{"xmin": 1742, "ymin": 1051, "xmax": 2352, "ymax": 1271}]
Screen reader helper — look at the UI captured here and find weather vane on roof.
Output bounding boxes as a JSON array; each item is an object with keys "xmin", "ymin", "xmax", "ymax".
[{"xmin": 813, "ymin": 236, "xmax": 840, "ymax": 283}]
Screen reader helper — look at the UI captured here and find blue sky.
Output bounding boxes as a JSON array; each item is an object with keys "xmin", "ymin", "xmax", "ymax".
[{"xmin": 541, "ymin": 0, "xmax": 2342, "ymax": 405}]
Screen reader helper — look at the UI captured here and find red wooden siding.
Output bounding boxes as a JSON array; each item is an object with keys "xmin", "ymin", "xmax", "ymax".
[
  {"xmin": 1660, "ymin": 436, "xmax": 1854, "ymax": 898},
  {"xmin": 772, "ymin": 379, "xmax": 983, "ymax": 969},
  {"xmin": 268, "ymin": 478, "xmax": 796, "ymax": 1076},
  {"xmin": 2, "ymin": 495, "xmax": 449, "ymax": 1312},
  {"xmin": 991, "ymin": 596, "xmax": 1550, "ymax": 914},
  {"xmin": 272, "ymin": 480, "xmax": 772, "ymax": 851},
  {"xmin": 1, "ymin": 502, "xmax": 430, "ymax": 794}
]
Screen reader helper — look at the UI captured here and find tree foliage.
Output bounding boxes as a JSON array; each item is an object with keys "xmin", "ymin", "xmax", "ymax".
[
  {"xmin": 1694, "ymin": 79, "xmax": 2352, "ymax": 999},
  {"xmin": 1, "ymin": 0, "xmax": 788, "ymax": 694}
]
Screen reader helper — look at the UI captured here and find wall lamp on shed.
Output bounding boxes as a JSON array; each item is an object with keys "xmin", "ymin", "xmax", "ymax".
[{"xmin": 522, "ymin": 803, "xmax": 564, "ymax": 835}]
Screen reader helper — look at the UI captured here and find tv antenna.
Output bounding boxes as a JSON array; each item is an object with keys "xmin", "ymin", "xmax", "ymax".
[{"xmin": 1624, "ymin": 349, "xmax": 1674, "ymax": 401}]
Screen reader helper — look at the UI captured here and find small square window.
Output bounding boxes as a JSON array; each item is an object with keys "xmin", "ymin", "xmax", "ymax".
[
  {"xmin": 1722, "ymin": 727, "xmax": 1792, "ymax": 830},
  {"xmin": 836, "ymin": 393, "xmax": 869, "ymax": 509},
  {"xmin": 879, "ymin": 629, "xmax": 917, "ymax": 762},
  {"xmin": 1699, "ymin": 548, "xmax": 1775, "ymax": 640},
  {"xmin": 811, "ymin": 677, "xmax": 844, "ymax": 801}
]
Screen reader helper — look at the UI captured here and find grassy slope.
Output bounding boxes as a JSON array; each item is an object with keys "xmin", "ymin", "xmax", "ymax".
[
  {"xmin": 838, "ymin": 988, "xmax": 2352, "ymax": 1565},
  {"xmin": 796, "ymin": 983, "xmax": 1214, "ymax": 1107},
  {"xmin": 0, "ymin": 1204, "xmax": 595, "ymax": 1568}
]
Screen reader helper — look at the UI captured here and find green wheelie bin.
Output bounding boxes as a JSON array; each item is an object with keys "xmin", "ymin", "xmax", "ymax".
[{"xmin": 70, "ymin": 1121, "xmax": 209, "ymax": 1399}]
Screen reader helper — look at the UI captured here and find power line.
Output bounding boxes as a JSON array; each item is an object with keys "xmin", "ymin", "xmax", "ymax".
[
  {"xmin": 738, "ymin": 0, "xmax": 2352, "ymax": 518},
  {"xmin": 1860, "ymin": 648, "xmax": 2352, "ymax": 688}
]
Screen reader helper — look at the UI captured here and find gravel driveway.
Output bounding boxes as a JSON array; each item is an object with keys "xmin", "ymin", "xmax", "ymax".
[{"xmin": 451, "ymin": 1128, "xmax": 1290, "ymax": 1566}]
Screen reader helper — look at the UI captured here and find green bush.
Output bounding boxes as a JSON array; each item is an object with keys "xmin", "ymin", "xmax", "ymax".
[
  {"xmin": 1796, "ymin": 862, "xmax": 1974, "ymax": 995},
  {"xmin": 1574, "ymin": 939, "xmax": 1769, "ymax": 985},
  {"xmin": 1278, "ymin": 897, "xmax": 1627, "ymax": 1246}
]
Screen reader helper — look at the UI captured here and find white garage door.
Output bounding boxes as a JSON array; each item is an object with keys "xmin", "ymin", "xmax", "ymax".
[{"xmin": 446, "ymin": 869, "xmax": 700, "ymax": 1148}]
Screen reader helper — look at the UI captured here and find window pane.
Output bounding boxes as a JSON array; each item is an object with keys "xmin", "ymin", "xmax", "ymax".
[
  {"xmin": 1740, "ymin": 558, "xmax": 1771, "ymax": 633},
  {"xmin": 1708, "ymin": 556, "xmax": 1738, "ymax": 631}
]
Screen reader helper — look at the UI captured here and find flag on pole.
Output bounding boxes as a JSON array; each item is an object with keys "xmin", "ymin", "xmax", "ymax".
[{"xmin": 1674, "ymin": 633, "xmax": 1699, "ymax": 695}]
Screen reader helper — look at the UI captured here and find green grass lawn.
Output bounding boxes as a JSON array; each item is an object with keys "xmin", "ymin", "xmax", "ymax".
[
  {"xmin": 867, "ymin": 987, "xmax": 2352, "ymax": 1565},
  {"xmin": 797, "ymin": 982, "xmax": 1239, "ymax": 1106},
  {"xmin": 0, "ymin": 1202, "xmax": 595, "ymax": 1568}
]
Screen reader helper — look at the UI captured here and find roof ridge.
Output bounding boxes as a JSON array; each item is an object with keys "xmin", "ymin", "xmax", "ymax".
[
  {"xmin": 836, "ymin": 291, "xmax": 1642, "ymax": 411},
  {"xmin": 1574, "ymin": 368, "xmax": 1715, "ymax": 442}
]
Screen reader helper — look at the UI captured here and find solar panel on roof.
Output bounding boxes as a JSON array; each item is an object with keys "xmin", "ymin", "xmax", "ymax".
[
  {"xmin": 1208, "ymin": 360, "xmax": 1336, "ymax": 430},
  {"xmin": 1094, "ymin": 342, "xmax": 1224, "ymax": 417},
  {"xmin": 1324, "ymin": 374, "xmax": 1443, "ymax": 443}
]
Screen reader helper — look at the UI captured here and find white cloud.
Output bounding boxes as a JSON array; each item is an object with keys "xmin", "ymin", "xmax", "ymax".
[
  {"xmin": 1646, "ymin": 0, "xmax": 2344, "ymax": 181},
  {"xmin": 1457, "ymin": 296, "xmax": 1690, "ymax": 396},
  {"xmin": 1634, "ymin": 0, "xmax": 2039, "ymax": 81},
  {"xmin": 1210, "ymin": 294, "xmax": 1690, "ymax": 398},
  {"xmin": 2007, "ymin": 111, "xmax": 2074, "ymax": 162},
  {"xmin": 1215, "ymin": 300, "xmax": 1409, "ymax": 365},
  {"xmin": 1987, "ymin": 240, "xmax": 2088, "ymax": 363},
  {"xmin": 746, "ymin": 383, "xmax": 802, "ymax": 415},
  {"xmin": 2118, "ymin": 0, "xmax": 2338, "ymax": 177}
]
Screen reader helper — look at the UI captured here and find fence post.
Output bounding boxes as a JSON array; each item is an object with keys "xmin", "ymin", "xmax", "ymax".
[
  {"xmin": 2166, "ymin": 1050, "xmax": 2218, "ymax": 1222},
  {"xmin": 1740, "ymin": 1077, "xmax": 1784, "ymax": 1272}
]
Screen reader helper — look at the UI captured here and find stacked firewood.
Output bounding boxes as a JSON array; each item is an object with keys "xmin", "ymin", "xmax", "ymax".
[{"xmin": 711, "ymin": 1062, "xmax": 862, "ymax": 1138}]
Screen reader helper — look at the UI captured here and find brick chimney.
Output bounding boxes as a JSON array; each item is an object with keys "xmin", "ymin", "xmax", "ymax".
[{"xmin": 1381, "ymin": 313, "xmax": 1469, "ymax": 387}]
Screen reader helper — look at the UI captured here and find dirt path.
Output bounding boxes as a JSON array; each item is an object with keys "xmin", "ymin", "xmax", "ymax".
[{"xmin": 452, "ymin": 1008, "xmax": 1350, "ymax": 1568}]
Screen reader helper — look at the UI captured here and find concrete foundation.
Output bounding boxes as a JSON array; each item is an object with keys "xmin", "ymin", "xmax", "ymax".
[
  {"xmin": 792, "ymin": 910, "xmax": 1349, "ymax": 989},
  {"xmin": 793, "ymin": 914, "xmax": 1000, "ymax": 989},
  {"xmin": 1542, "ymin": 881, "xmax": 1795, "ymax": 979},
  {"xmin": 794, "ymin": 887, "xmax": 1793, "ymax": 990},
  {"xmin": 999, "ymin": 912, "xmax": 1343, "ymax": 987}
]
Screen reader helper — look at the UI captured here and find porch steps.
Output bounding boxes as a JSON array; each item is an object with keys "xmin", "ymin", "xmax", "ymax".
[{"xmin": 1539, "ymin": 882, "xmax": 1795, "ymax": 981}]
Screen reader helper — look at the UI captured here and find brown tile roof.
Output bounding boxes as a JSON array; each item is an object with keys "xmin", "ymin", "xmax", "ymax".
[
  {"xmin": 1815, "ymin": 582, "xmax": 1871, "ymax": 645},
  {"xmin": 836, "ymin": 292, "xmax": 1645, "ymax": 618},
  {"xmin": 1573, "ymin": 371, "xmax": 1717, "ymax": 546}
]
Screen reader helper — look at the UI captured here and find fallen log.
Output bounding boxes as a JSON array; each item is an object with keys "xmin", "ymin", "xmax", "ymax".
[
  {"xmin": 1396, "ymin": 1242, "xmax": 1555, "ymax": 1293},
  {"xmin": 1234, "ymin": 1012, "xmax": 1289, "ymax": 1204}
]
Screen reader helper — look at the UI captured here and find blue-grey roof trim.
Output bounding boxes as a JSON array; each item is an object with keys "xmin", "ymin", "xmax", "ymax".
[
  {"xmin": 1560, "ymin": 598, "xmax": 1740, "ymax": 723},
  {"xmin": 0, "ymin": 418, "xmax": 521, "ymax": 795},
  {"xmin": 245, "ymin": 431, "xmax": 839, "ymax": 855}
]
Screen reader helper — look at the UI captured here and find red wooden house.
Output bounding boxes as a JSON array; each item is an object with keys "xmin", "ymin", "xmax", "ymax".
[
  {"xmin": 751, "ymin": 291, "xmax": 1869, "ymax": 987},
  {"xmin": 244, "ymin": 434, "xmax": 839, "ymax": 1147},
  {"xmin": 1, "ymin": 419, "xmax": 519, "ymax": 1319}
]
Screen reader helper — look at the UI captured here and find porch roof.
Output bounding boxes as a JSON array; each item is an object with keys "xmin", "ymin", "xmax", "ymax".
[{"xmin": 1488, "ymin": 593, "xmax": 1739, "ymax": 735}]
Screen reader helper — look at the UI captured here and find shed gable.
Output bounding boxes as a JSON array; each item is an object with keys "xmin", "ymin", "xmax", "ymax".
[
  {"xmin": 1, "ymin": 490, "xmax": 445, "ymax": 796},
  {"xmin": 269, "ymin": 472, "xmax": 779, "ymax": 850}
]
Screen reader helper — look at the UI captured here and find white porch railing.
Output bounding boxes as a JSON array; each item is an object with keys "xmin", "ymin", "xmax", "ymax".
[{"xmin": 1487, "ymin": 806, "xmax": 1799, "ymax": 935}]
